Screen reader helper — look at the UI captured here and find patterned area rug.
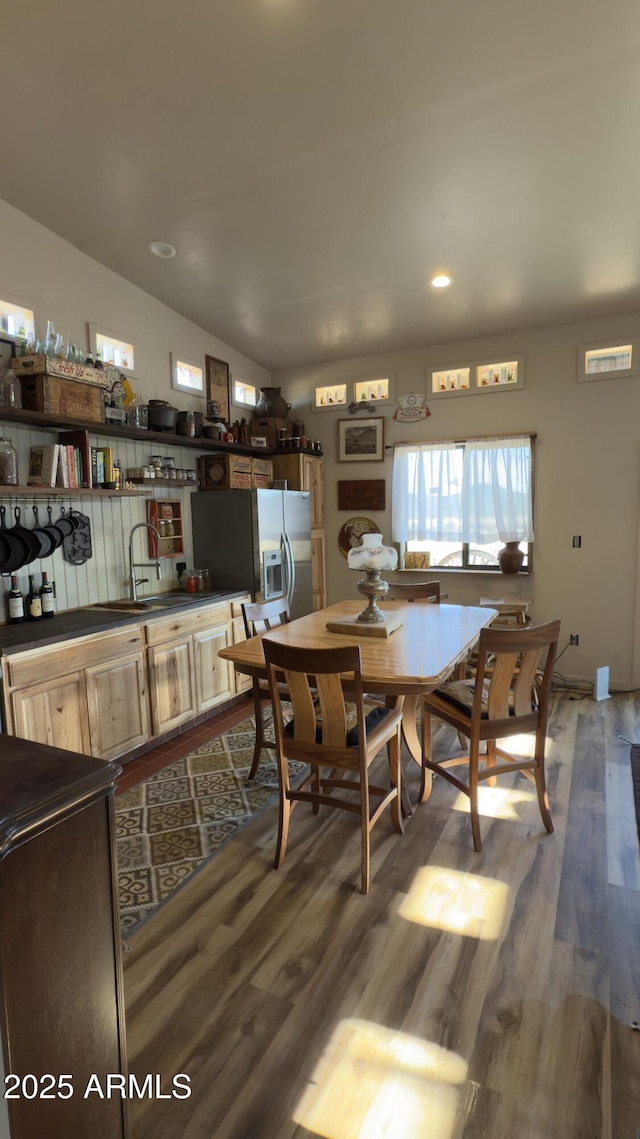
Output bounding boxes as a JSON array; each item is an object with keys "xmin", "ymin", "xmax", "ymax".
[{"xmin": 116, "ymin": 709, "xmax": 303, "ymax": 936}]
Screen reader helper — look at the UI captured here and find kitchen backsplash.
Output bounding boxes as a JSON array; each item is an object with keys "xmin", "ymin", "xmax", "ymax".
[{"xmin": 0, "ymin": 423, "xmax": 200, "ymax": 618}]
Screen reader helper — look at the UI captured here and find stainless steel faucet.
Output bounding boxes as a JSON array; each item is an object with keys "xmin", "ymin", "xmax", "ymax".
[{"xmin": 128, "ymin": 522, "xmax": 162, "ymax": 602}]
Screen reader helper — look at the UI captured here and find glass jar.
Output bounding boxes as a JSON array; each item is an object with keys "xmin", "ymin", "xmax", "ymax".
[
  {"xmin": 158, "ymin": 519, "xmax": 167, "ymax": 538},
  {"xmin": 201, "ymin": 567, "xmax": 211, "ymax": 590},
  {"xmin": 195, "ymin": 570, "xmax": 205, "ymax": 591},
  {"xmin": 0, "ymin": 369, "xmax": 22, "ymax": 409},
  {"xmin": 184, "ymin": 569, "xmax": 198, "ymax": 593},
  {"xmin": 0, "ymin": 437, "xmax": 18, "ymax": 485}
]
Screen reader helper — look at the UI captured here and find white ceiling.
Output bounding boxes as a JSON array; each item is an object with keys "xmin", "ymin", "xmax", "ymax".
[{"xmin": 3, "ymin": 0, "xmax": 640, "ymax": 370}]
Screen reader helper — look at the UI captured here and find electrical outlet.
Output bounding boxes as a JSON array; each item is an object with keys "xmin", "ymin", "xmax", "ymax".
[
  {"xmin": 572, "ymin": 535, "xmax": 582, "ymax": 548},
  {"xmin": 570, "ymin": 634, "xmax": 579, "ymax": 646}
]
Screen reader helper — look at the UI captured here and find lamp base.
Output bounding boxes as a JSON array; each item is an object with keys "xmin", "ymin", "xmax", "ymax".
[{"xmin": 356, "ymin": 569, "xmax": 388, "ymax": 622}]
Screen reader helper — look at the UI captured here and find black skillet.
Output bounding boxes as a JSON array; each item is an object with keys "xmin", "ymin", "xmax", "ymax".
[
  {"xmin": 55, "ymin": 505, "xmax": 79, "ymax": 539},
  {"xmin": 12, "ymin": 507, "xmax": 41, "ymax": 566},
  {"xmin": 30, "ymin": 504, "xmax": 56, "ymax": 559},
  {"xmin": 0, "ymin": 522, "xmax": 13, "ymax": 573},
  {"xmin": 43, "ymin": 504, "xmax": 65, "ymax": 550},
  {"xmin": 0, "ymin": 505, "xmax": 31, "ymax": 572}
]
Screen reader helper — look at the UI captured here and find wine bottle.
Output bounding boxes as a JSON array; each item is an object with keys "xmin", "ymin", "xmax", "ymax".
[
  {"xmin": 40, "ymin": 571, "xmax": 55, "ymax": 618},
  {"xmin": 7, "ymin": 574, "xmax": 24, "ymax": 624},
  {"xmin": 27, "ymin": 574, "xmax": 42, "ymax": 620}
]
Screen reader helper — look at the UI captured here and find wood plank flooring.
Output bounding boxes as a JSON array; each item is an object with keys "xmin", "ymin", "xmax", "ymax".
[{"xmin": 124, "ymin": 693, "xmax": 640, "ymax": 1138}]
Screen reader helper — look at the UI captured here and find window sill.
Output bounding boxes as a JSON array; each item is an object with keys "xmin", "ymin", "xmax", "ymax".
[{"xmin": 398, "ymin": 567, "xmax": 532, "ymax": 577}]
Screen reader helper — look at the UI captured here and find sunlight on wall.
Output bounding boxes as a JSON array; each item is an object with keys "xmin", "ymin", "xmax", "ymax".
[
  {"xmin": 398, "ymin": 866, "xmax": 509, "ymax": 940},
  {"xmin": 293, "ymin": 1018, "xmax": 467, "ymax": 1139}
]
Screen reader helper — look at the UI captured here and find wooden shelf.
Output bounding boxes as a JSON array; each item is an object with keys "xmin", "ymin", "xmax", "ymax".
[
  {"xmin": 0, "ymin": 484, "xmax": 150, "ymax": 497},
  {"xmin": 0, "ymin": 408, "xmax": 280, "ymax": 456},
  {"xmin": 128, "ymin": 477, "xmax": 195, "ymax": 488}
]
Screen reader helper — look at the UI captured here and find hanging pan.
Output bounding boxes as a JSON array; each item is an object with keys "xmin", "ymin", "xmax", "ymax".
[
  {"xmin": 42, "ymin": 504, "xmax": 65, "ymax": 550},
  {"xmin": 55, "ymin": 505, "xmax": 79, "ymax": 539},
  {"xmin": 0, "ymin": 505, "xmax": 31, "ymax": 573},
  {"xmin": 30, "ymin": 504, "xmax": 56, "ymax": 559},
  {"xmin": 12, "ymin": 507, "xmax": 41, "ymax": 566},
  {"xmin": 0, "ymin": 520, "xmax": 13, "ymax": 573}
]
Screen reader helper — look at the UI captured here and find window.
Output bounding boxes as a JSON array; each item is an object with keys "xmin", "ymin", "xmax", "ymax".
[
  {"xmin": 578, "ymin": 338, "xmax": 639, "ymax": 382},
  {"xmin": 89, "ymin": 323, "xmax": 135, "ymax": 372},
  {"xmin": 429, "ymin": 355, "xmax": 524, "ymax": 398},
  {"xmin": 392, "ymin": 435, "xmax": 534, "ymax": 571},
  {"xmin": 233, "ymin": 377, "xmax": 256, "ymax": 407},
  {"xmin": 0, "ymin": 297, "xmax": 35, "ymax": 342},
  {"xmin": 171, "ymin": 352, "xmax": 204, "ymax": 393}
]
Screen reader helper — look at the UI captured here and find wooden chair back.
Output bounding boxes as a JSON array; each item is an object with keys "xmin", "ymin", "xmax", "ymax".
[
  {"xmin": 385, "ymin": 580, "xmax": 441, "ymax": 603},
  {"xmin": 242, "ymin": 596, "xmax": 290, "ymax": 638},
  {"xmin": 264, "ymin": 640, "xmax": 366, "ymax": 765},
  {"xmin": 471, "ymin": 619, "xmax": 560, "ymax": 736}
]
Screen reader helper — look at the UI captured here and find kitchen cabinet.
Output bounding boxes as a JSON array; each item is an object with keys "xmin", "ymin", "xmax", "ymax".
[
  {"xmin": 2, "ymin": 594, "xmax": 250, "ymax": 761},
  {"xmin": 0, "ymin": 738, "xmax": 128, "ymax": 1139},
  {"xmin": 272, "ymin": 453, "xmax": 325, "ymax": 607},
  {"xmin": 85, "ymin": 653, "xmax": 149, "ymax": 760},
  {"xmin": 147, "ymin": 636, "xmax": 196, "ymax": 734},
  {"xmin": 3, "ymin": 627, "xmax": 148, "ymax": 760}
]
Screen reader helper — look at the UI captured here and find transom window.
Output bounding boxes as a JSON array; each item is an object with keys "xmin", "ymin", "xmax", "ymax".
[{"xmin": 392, "ymin": 435, "xmax": 534, "ymax": 571}]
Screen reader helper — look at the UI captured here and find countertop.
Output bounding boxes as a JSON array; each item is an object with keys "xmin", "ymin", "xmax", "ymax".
[{"xmin": 0, "ymin": 589, "xmax": 248, "ymax": 655}]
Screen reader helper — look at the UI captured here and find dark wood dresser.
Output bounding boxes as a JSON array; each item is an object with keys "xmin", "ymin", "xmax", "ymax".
[{"xmin": 0, "ymin": 738, "xmax": 128, "ymax": 1138}]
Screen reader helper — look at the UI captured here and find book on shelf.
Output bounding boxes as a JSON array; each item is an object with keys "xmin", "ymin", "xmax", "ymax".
[
  {"xmin": 27, "ymin": 443, "xmax": 59, "ymax": 487},
  {"xmin": 58, "ymin": 430, "xmax": 92, "ymax": 488},
  {"xmin": 56, "ymin": 445, "xmax": 69, "ymax": 487}
]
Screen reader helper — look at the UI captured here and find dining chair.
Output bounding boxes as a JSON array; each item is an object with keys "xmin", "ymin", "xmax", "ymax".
[
  {"xmin": 242, "ymin": 596, "xmax": 291, "ymax": 779},
  {"xmin": 385, "ymin": 580, "xmax": 441, "ymax": 602},
  {"xmin": 420, "ymin": 619, "xmax": 560, "ymax": 851},
  {"xmin": 263, "ymin": 638, "xmax": 404, "ymax": 894}
]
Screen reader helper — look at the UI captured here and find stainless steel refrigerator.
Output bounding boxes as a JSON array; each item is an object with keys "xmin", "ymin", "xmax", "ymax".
[{"xmin": 191, "ymin": 488, "xmax": 312, "ymax": 620}]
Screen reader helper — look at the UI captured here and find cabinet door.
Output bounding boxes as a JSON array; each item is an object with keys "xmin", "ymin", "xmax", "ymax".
[
  {"xmin": 231, "ymin": 616, "xmax": 253, "ymax": 695},
  {"xmin": 194, "ymin": 624, "xmax": 233, "ymax": 712},
  {"xmin": 86, "ymin": 653, "xmax": 149, "ymax": 760},
  {"xmin": 10, "ymin": 673, "xmax": 91, "ymax": 754},
  {"xmin": 148, "ymin": 637, "xmax": 196, "ymax": 735},
  {"xmin": 302, "ymin": 455, "xmax": 324, "ymax": 527},
  {"xmin": 311, "ymin": 528, "xmax": 326, "ymax": 610}
]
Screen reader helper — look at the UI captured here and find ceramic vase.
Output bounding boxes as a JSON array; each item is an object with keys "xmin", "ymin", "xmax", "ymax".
[
  {"xmin": 255, "ymin": 387, "xmax": 291, "ymax": 419},
  {"xmin": 498, "ymin": 541, "xmax": 524, "ymax": 574}
]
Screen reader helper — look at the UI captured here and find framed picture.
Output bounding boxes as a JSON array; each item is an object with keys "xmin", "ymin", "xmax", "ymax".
[
  {"xmin": 205, "ymin": 354, "xmax": 230, "ymax": 421},
  {"xmin": 251, "ymin": 436, "xmax": 268, "ymax": 448},
  {"xmin": 337, "ymin": 417, "xmax": 385, "ymax": 462}
]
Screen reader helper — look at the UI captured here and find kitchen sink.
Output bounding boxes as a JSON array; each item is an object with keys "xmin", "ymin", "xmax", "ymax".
[
  {"xmin": 84, "ymin": 591, "xmax": 231, "ymax": 614},
  {"xmin": 85, "ymin": 600, "xmax": 171, "ymax": 613}
]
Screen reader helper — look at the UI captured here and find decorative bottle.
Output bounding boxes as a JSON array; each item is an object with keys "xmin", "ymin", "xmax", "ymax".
[
  {"xmin": 7, "ymin": 575, "xmax": 24, "ymax": 624},
  {"xmin": 40, "ymin": 571, "xmax": 55, "ymax": 618},
  {"xmin": 27, "ymin": 574, "xmax": 42, "ymax": 620}
]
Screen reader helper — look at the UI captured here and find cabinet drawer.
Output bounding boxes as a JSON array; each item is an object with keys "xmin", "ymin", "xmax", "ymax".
[
  {"xmin": 231, "ymin": 596, "xmax": 251, "ymax": 618},
  {"xmin": 145, "ymin": 601, "xmax": 231, "ymax": 645},
  {"xmin": 5, "ymin": 627, "xmax": 144, "ymax": 689}
]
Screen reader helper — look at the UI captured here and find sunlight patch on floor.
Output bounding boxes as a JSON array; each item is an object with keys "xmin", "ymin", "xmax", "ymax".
[
  {"xmin": 398, "ymin": 865, "xmax": 509, "ymax": 940},
  {"xmin": 293, "ymin": 1018, "xmax": 466, "ymax": 1139},
  {"xmin": 451, "ymin": 784, "xmax": 534, "ymax": 821}
]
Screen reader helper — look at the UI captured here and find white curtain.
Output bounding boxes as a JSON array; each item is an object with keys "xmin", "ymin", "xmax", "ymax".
[
  {"xmin": 391, "ymin": 443, "xmax": 463, "ymax": 541},
  {"xmin": 461, "ymin": 438, "xmax": 533, "ymax": 543},
  {"xmin": 392, "ymin": 437, "xmax": 533, "ymax": 544}
]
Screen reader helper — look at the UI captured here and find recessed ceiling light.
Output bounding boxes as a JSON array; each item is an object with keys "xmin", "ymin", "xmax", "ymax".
[
  {"xmin": 430, "ymin": 274, "xmax": 453, "ymax": 288},
  {"xmin": 148, "ymin": 240, "xmax": 177, "ymax": 259}
]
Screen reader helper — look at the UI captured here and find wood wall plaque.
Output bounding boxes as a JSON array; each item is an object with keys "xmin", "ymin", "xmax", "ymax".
[{"xmin": 338, "ymin": 479, "xmax": 386, "ymax": 512}]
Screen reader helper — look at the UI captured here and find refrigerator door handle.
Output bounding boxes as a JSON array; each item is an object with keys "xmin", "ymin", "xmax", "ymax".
[
  {"xmin": 284, "ymin": 532, "xmax": 295, "ymax": 610},
  {"xmin": 281, "ymin": 532, "xmax": 290, "ymax": 604}
]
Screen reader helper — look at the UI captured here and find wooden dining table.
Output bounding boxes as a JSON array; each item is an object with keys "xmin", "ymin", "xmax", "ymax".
[{"xmin": 219, "ymin": 599, "xmax": 497, "ymax": 801}]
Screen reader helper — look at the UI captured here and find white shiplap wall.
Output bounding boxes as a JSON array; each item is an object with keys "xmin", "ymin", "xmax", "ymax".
[{"xmin": 0, "ymin": 423, "xmax": 203, "ymax": 617}]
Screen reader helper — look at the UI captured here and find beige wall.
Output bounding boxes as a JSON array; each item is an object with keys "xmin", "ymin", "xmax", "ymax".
[
  {"xmin": 274, "ymin": 313, "xmax": 640, "ymax": 690},
  {"xmin": 0, "ymin": 199, "xmax": 271, "ymax": 613}
]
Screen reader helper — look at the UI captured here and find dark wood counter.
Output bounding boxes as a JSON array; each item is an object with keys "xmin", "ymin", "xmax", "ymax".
[{"xmin": 0, "ymin": 739, "xmax": 128, "ymax": 1138}]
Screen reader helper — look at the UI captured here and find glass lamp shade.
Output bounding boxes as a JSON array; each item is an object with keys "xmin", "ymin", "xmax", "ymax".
[{"xmin": 348, "ymin": 533, "xmax": 397, "ymax": 622}]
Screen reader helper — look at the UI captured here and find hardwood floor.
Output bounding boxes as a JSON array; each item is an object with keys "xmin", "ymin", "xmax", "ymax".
[{"xmin": 124, "ymin": 693, "xmax": 640, "ymax": 1138}]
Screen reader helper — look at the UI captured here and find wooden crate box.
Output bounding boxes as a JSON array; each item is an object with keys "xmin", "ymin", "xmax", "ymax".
[
  {"xmin": 20, "ymin": 375, "xmax": 104, "ymax": 423},
  {"xmin": 198, "ymin": 454, "xmax": 252, "ymax": 490}
]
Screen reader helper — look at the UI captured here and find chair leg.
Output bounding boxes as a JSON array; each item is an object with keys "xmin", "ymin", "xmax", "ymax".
[
  {"xmin": 486, "ymin": 739, "xmax": 497, "ymax": 787},
  {"xmin": 360, "ymin": 779, "xmax": 371, "ymax": 894},
  {"xmin": 274, "ymin": 755, "xmax": 291, "ymax": 870},
  {"xmin": 248, "ymin": 684, "xmax": 266, "ymax": 781},
  {"xmin": 388, "ymin": 735, "xmax": 404, "ymax": 834},
  {"xmin": 420, "ymin": 708, "xmax": 433, "ymax": 803},
  {"xmin": 469, "ymin": 736, "xmax": 482, "ymax": 852},
  {"xmin": 534, "ymin": 734, "xmax": 554, "ymax": 834}
]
